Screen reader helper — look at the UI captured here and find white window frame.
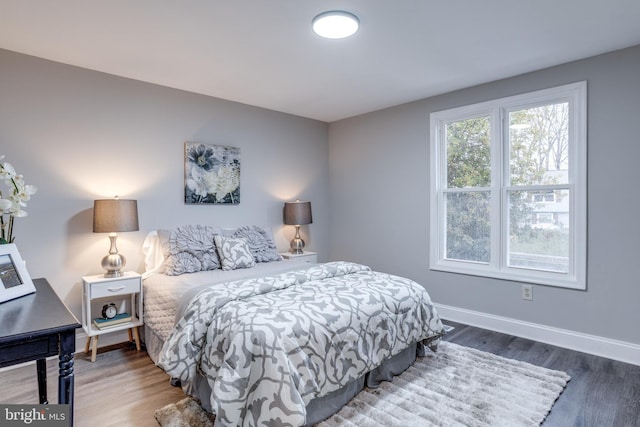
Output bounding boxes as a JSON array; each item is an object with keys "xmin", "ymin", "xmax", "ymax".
[{"xmin": 429, "ymin": 82, "xmax": 587, "ymax": 289}]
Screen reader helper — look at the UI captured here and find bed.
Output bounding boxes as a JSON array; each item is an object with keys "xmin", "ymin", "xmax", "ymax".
[{"xmin": 142, "ymin": 225, "xmax": 444, "ymax": 426}]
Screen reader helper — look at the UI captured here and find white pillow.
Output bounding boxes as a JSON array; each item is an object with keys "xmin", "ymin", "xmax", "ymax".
[
  {"xmin": 214, "ymin": 235, "xmax": 256, "ymax": 271},
  {"xmin": 142, "ymin": 231, "xmax": 165, "ymax": 276}
]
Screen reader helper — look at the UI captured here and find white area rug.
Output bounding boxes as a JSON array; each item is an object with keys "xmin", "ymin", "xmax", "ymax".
[{"xmin": 155, "ymin": 341, "xmax": 570, "ymax": 427}]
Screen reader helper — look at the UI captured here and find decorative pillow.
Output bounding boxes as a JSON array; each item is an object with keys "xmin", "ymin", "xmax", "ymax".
[
  {"xmin": 142, "ymin": 231, "xmax": 165, "ymax": 274},
  {"xmin": 160, "ymin": 225, "xmax": 221, "ymax": 276},
  {"xmin": 231, "ymin": 226, "xmax": 282, "ymax": 263},
  {"xmin": 214, "ymin": 235, "xmax": 256, "ymax": 271}
]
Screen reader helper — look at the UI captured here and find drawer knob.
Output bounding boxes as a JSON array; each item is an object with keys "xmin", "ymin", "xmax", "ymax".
[{"xmin": 107, "ymin": 286, "xmax": 126, "ymax": 292}]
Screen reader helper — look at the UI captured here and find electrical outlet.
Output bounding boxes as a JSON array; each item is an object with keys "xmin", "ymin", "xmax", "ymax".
[{"xmin": 522, "ymin": 285, "xmax": 533, "ymax": 301}]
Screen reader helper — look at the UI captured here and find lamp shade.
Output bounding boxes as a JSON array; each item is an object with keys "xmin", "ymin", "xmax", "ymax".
[
  {"xmin": 283, "ymin": 201, "xmax": 312, "ymax": 225},
  {"xmin": 93, "ymin": 199, "xmax": 139, "ymax": 233}
]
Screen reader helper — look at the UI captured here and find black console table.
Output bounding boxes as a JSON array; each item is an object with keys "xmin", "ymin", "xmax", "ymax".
[{"xmin": 0, "ymin": 278, "xmax": 81, "ymax": 426}]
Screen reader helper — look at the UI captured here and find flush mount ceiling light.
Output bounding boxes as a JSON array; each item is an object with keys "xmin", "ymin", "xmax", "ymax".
[{"xmin": 312, "ymin": 11, "xmax": 359, "ymax": 39}]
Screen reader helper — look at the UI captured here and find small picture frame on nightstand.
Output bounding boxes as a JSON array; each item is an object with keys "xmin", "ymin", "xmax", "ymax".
[{"xmin": 0, "ymin": 244, "xmax": 35, "ymax": 303}]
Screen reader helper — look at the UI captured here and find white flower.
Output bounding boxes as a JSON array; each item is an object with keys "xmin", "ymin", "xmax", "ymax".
[
  {"xmin": 1, "ymin": 155, "xmax": 37, "ymax": 244},
  {"xmin": 1, "ymin": 163, "xmax": 17, "ymax": 184},
  {"xmin": 186, "ymin": 167, "xmax": 213, "ymax": 198},
  {"xmin": 16, "ymin": 183, "xmax": 37, "ymax": 206},
  {"xmin": 0, "ymin": 198, "xmax": 11, "ymax": 213}
]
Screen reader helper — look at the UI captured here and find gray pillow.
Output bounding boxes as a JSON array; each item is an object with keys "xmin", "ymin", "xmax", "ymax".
[
  {"xmin": 214, "ymin": 235, "xmax": 256, "ymax": 271},
  {"xmin": 231, "ymin": 225, "xmax": 282, "ymax": 263},
  {"xmin": 160, "ymin": 225, "xmax": 221, "ymax": 276}
]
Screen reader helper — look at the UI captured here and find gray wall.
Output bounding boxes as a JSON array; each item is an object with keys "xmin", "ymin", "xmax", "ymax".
[
  {"xmin": 0, "ymin": 49, "xmax": 329, "ymax": 317},
  {"xmin": 329, "ymin": 45, "xmax": 640, "ymax": 345}
]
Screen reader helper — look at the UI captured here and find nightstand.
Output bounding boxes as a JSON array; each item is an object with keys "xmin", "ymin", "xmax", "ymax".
[
  {"xmin": 280, "ymin": 251, "xmax": 318, "ymax": 264},
  {"xmin": 81, "ymin": 272, "xmax": 143, "ymax": 362}
]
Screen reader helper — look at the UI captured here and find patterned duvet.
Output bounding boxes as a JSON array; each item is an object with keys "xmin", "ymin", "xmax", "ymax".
[{"xmin": 158, "ymin": 261, "xmax": 444, "ymax": 426}]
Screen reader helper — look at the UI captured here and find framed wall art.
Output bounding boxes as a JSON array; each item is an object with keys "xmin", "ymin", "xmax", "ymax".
[
  {"xmin": 0, "ymin": 244, "xmax": 35, "ymax": 303},
  {"xmin": 184, "ymin": 142, "xmax": 240, "ymax": 205}
]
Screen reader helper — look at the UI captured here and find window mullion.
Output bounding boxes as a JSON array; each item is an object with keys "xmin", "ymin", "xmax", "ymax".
[
  {"xmin": 490, "ymin": 109, "xmax": 503, "ymax": 271},
  {"xmin": 502, "ymin": 107, "xmax": 514, "ymax": 273}
]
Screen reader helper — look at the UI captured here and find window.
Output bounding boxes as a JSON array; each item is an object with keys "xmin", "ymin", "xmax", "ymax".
[{"xmin": 429, "ymin": 82, "xmax": 586, "ymax": 289}]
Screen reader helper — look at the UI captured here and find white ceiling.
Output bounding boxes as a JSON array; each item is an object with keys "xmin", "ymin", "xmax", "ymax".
[{"xmin": 1, "ymin": 1, "xmax": 640, "ymax": 122}]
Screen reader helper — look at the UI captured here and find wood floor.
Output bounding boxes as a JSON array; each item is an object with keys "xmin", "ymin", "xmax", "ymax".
[
  {"xmin": 1, "ymin": 323, "xmax": 638, "ymax": 427},
  {"xmin": 0, "ymin": 342, "xmax": 185, "ymax": 427}
]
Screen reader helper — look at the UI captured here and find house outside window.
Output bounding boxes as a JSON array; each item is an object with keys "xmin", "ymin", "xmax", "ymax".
[
  {"xmin": 533, "ymin": 191, "xmax": 556, "ymax": 203},
  {"xmin": 429, "ymin": 82, "xmax": 587, "ymax": 289}
]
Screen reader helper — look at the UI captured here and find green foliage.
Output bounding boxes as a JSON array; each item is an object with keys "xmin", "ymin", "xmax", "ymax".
[
  {"xmin": 446, "ymin": 117, "xmax": 490, "ymax": 188},
  {"xmin": 446, "ymin": 192, "xmax": 490, "ymax": 263},
  {"xmin": 509, "ymin": 110, "xmax": 545, "ymax": 186},
  {"xmin": 445, "ymin": 117, "xmax": 491, "ymax": 262}
]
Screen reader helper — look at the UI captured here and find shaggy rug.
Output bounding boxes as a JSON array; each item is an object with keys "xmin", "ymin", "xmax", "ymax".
[{"xmin": 155, "ymin": 341, "xmax": 570, "ymax": 427}]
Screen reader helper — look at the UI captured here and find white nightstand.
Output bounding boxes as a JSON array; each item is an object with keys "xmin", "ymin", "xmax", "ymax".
[
  {"xmin": 280, "ymin": 251, "xmax": 318, "ymax": 264},
  {"xmin": 81, "ymin": 272, "xmax": 143, "ymax": 362}
]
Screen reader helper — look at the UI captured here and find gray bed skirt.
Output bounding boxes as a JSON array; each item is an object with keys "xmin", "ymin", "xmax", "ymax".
[
  {"xmin": 304, "ymin": 342, "xmax": 419, "ymax": 425},
  {"xmin": 180, "ymin": 342, "xmax": 420, "ymax": 425}
]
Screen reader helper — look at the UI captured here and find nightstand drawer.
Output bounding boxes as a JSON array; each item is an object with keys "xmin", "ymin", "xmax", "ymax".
[
  {"xmin": 90, "ymin": 277, "xmax": 140, "ymax": 298},
  {"xmin": 280, "ymin": 252, "xmax": 318, "ymax": 264}
]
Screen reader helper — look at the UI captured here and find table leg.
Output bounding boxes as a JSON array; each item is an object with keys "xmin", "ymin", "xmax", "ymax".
[
  {"xmin": 131, "ymin": 327, "xmax": 141, "ymax": 351},
  {"xmin": 91, "ymin": 335, "xmax": 98, "ymax": 362},
  {"xmin": 36, "ymin": 359, "xmax": 48, "ymax": 404},
  {"xmin": 58, "ymin": 331, "xmax": 76, "ymax": 426}
]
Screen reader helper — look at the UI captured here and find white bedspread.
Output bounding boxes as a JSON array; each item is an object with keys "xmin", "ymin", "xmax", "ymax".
[{"xmin": 143, "ymin": 259, "xmax": 312, "ymax": 345}]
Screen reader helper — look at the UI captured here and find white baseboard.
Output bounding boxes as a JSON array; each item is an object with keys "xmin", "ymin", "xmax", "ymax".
[{"xmin": 434, "ymin": 303, "xmax": 640, "ymax": 366}]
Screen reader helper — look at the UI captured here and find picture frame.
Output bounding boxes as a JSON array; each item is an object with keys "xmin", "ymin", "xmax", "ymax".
[
  {"xmin": 0, "ymin": 244, "xmax": 36, "ymax": 303},
  {"xmin": 184, "ymin": 142, "xmax": 241, "ymax": 205}
]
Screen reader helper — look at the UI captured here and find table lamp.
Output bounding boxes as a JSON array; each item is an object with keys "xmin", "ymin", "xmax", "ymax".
[
  {"xmin": 93, "ymin": 198, "xmax": 139, "ymax": 277},
  {"xmin": 283, "ymin": 200, "xmax": 312, "ymax": 254}
]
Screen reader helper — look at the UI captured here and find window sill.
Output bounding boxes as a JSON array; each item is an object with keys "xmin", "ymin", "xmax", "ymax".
[{"xmin": 430, "ymin": 262, "xmax": 585, "ymax": 290}]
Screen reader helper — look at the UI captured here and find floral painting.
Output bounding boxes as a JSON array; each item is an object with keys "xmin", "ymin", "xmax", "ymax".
[{"xmin": 184, "ymin": 142, "xmax": 240, "ymax": 205}]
